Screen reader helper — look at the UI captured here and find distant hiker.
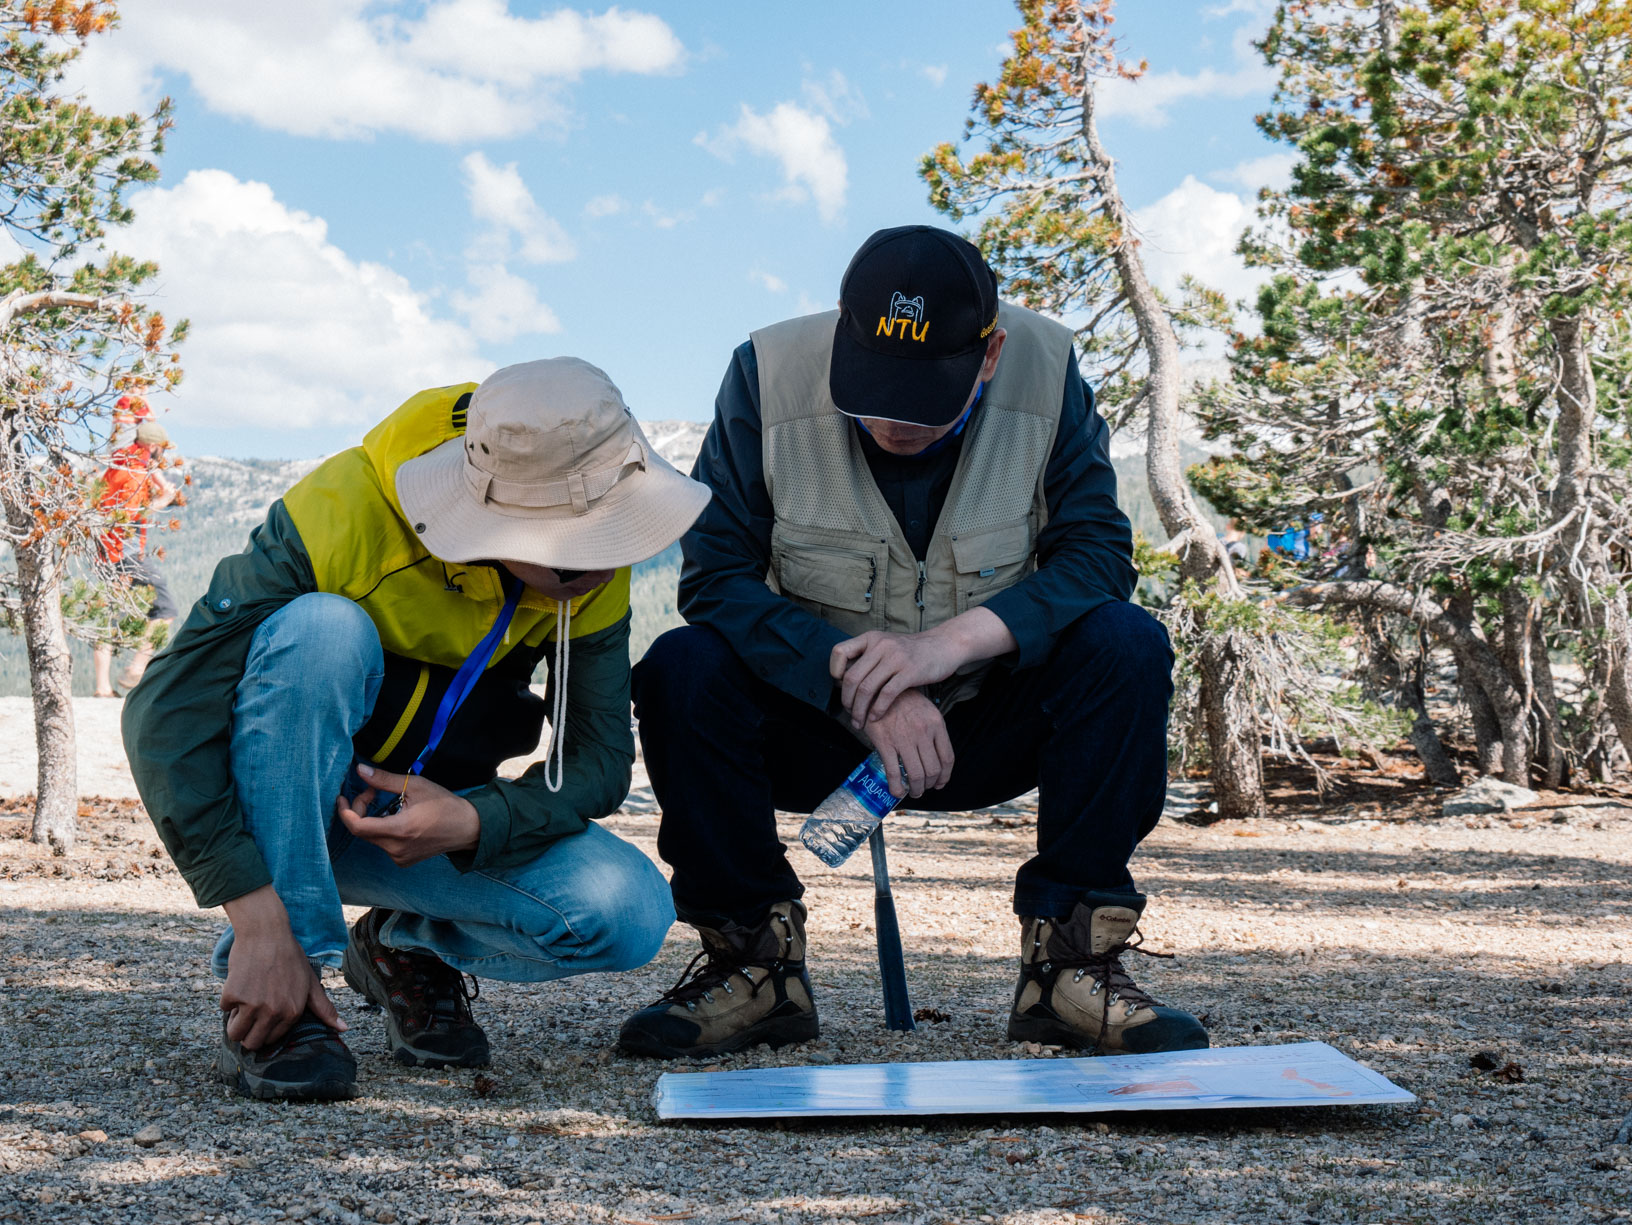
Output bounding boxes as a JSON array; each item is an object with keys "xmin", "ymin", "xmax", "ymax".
[
  {"xmin": 1221, "ymin": 518, "xmax": 1249, "ymax": 569},
  {"xmin": 618, "ymin": 226, "xmax": 1208, "ymax": 1059},
  {"xmin": 124, "ymin": 359, "xmax": 709, "ymax": 1101},
  {"xmin": 93, "ymin": 419, "xmax": 181, "ymax": 697}
]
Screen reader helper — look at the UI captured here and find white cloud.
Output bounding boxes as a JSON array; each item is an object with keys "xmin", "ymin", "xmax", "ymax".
[
  {"xmin": 749, "ymin": 269, "xmax": 787, "ymax": 294},
  {"xmin": 1132, "ymin": 175, "xmax": 1262, "ymax": 308},
  {"xmin": 1096, "ymin": 23, "xmax": 1274, "ymax": 129},
  {"xmin": 461, "ymin": 153, "xmax": 575, "ymax": 264},
  {"xmin": 1213, "ymin": 152, "xmax": 1299, "ymax": 194},
  {"xmin": 801, "ymin": 69, "xmax": 868, "ymax": 124},
  {"xmin": 583, "ymin": 193, "xmax": 628, "ymax": 219},
  {"xmin": 699, "ymin": 102, "xmax": 848, "ymax": 223},
  {"xmin": 62, "ymin": 1, "xmax": 684, "ymax": 143},
  {"xmin": 641, "ymin": 200, "xmax": 692, "ymax": 230},
  {"xmin": 451, "ymin": 263, "xmax": 562, "ymax": 343},
  {"xmin": 118, "ymin": 169, "xmax": 487, "ymax": 430},
  {"xmin": 920, "ymin": 63, "xmax": 949, "ymax": 88},
  {"xmin": 1096, "ymin": 62, "xmax": 1275, "ymax": 128},
  {"xmin": 1203, "ymin": 0, "xmax": 1276, "ymax": 16}
]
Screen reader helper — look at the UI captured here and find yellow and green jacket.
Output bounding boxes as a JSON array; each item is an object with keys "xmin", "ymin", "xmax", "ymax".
[{"xmin": 123, "ymin": 384, "xmax": 635, "ymax": 910}]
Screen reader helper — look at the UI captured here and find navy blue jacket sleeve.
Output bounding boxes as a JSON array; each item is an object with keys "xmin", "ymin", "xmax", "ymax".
[
  {"xmin": 677, "ymin": 342, "xmax": 848, "ymax": 710},
  {"xmin": 978, "ymin": 367, "xmax": 1137, "ymax": 667}
]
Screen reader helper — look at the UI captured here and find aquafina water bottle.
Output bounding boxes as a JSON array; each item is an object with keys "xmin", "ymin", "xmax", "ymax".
[{"xmin": 799, "ymin": 753, "xmax": 902, "ymax": 868}]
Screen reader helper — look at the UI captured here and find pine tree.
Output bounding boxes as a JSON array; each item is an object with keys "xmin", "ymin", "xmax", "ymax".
[
  {"xmin": 923, "ymin": 0, "xmax": 1269, "ymax": 817},
  {"xmin": 1196, "ymin": 0, "xmax": 1632, "ymax": 784},
  {"xmin": 1, "ymin": 0, "xmax": 185, "ymax": 848}
]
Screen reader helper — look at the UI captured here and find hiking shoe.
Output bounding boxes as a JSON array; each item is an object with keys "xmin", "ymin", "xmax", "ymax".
[
  {"xmin": 618, "ymin": 899, "xmax": 819, "ymax": 1058},
  {"xmin": 342, "ymin": 909, "xmax": 490, "ymax": 1069},
  {"xmin": 216, "ymin": 1010, "xmax": 357, "ymax": 1101},
  {"xmin": 1007, "ymin": 891, "xmax": 1209, "ymax": 1054}
]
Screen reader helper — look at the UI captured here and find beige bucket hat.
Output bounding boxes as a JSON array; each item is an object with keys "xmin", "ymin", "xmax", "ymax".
[{"xmin": 395, "ymin": 357, "xmax": 710, "ymax": 570}]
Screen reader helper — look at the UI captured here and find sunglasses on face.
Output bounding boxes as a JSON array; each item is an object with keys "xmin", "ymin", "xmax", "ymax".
[{"xmin": 552, "ymin": 568, "xmax": 587, "ymax": 583}]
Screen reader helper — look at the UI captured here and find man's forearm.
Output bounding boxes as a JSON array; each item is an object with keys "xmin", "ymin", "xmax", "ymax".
[{"xmin": 921, "ymin": 606, "xmax": 1019, "ymax": 671}]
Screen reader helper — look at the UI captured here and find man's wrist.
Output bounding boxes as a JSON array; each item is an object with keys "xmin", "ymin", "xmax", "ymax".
[
  {"xmin": 221, "ymin": 883, "xmax": 291, "ymax": 937},
  {"xmin": 928, "ymin": 606, "xmax": 1017, "ymax": 671}
]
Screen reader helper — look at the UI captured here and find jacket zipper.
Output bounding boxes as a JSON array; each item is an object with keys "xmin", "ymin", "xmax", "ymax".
[{"xmin": 914, "ymin": 561, "xmax": 927, "ymax": 632}]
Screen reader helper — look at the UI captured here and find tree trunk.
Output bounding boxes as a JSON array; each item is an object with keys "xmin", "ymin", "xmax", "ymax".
[
  {"xmin": 1197, "ymin": 633, "xmax": 1264, "ymax": 817},
  {"xmin": 1078, "ymin": 61, "xmax": 1264, "ymax": 820},
  {"xmin": 1403, "ymin": 639, "xmax": 1460, "ymax": 787},
  {"xmin": 1549, "ymin": 315, "xmax": 1632, "ymax": 759},
  {"xmin": 1288, "ymin": 579, "xmax": 1532, "ymax": 784},
  {"xmin": 1460, "ymin": 661, "xmax": 1507, "ymax": 777},
  {"xmin": 1528, "ymin": 615, "xmax": 1566, "ymax": 789},
  {"xmin": 9, "ymin": 519, "xmax": 78, "ymax": 850}
]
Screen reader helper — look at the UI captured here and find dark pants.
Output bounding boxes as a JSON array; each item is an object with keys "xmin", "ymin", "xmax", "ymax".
[{"xmin": 632, "ymin": 600, "xmax": 1175, "ymax": 927}]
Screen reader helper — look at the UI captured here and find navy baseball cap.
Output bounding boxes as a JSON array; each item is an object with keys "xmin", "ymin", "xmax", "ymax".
[{"xmin": 829, "ymin": 225, "xmax": 1000, "ymax": 427}]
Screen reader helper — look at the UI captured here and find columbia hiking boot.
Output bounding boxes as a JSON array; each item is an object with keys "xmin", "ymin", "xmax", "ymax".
[
  {"xmin": 216, "ymin": 1010, "xmax": 357, "ymax": 1101},
  {"xmin": 618, "ymin": 899, "xmax": 818, "ymax": 1058},
  {"xmin": 342, "ymin": 908, "xmax": 490, "ymax": 1069},
  {"xmin": 1007, "ymin": 892, "xmax": 1209, "ymax": 1054}
]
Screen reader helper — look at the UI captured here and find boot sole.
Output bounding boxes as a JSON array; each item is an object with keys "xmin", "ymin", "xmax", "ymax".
[
  {"xmin": 1007, "ymin": 1010, "xmax": 1107, "ymax": 1051},
  {"xmin": 342, "ymin": 941, "xmax": 491, "ymax": 1071},
  {"xmin": 617, "ymin": 1009, "xmax": 820, "ymax": 1060},
  {"xmin": 1007, "ymin": 1008, "xmax": 1211, "ymax": 1054},
  {"xmin": 215, "ymin": 1049, "xmax": 357, "ymax": 1102}
]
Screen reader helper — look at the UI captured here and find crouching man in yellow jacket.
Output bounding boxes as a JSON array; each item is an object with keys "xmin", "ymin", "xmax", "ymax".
[{"xmin": 124, "ymin": 358, "xmax": 709, "ymax": 1100}]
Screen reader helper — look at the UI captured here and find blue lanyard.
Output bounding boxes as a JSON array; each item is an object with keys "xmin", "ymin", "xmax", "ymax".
[{"xmin": 408, "ymin": 577, "xmax": 524, "ymax": 777}]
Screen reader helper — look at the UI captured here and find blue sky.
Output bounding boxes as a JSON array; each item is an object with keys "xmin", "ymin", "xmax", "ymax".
[{"xmin": 67, "ymin": 1, "xmax": 1288, "ymax": 458}]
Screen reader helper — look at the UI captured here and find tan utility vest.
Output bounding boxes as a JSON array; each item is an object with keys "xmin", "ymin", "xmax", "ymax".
[{"xmin": 753, "ymin": 302, "xmax": 1073, "ymax": 706}]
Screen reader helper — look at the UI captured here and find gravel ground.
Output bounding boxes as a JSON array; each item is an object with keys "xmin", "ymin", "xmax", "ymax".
[{"xmin": 2, "ymin": 776, "xmax": 1630, "ymax": 1225}]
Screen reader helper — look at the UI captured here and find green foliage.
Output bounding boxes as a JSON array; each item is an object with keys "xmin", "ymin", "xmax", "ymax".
[
  {"xmin": 1194, "ymin": 0, "xmax": 1632, "ymax": 780},
  {"xmin": 0, "ymin": 0, "xmax": 187, "ymax": 651},
  {"xmin": 1162, "ymin": 577, "xmax": 1407, "ymax": 774},
  {"xmin": 919, "ymin": 0, "xmax": 1183, "ymax": 387},
  {"xmin": 59, "ymin": 575, "xmax": 165, "ymax": 649}
]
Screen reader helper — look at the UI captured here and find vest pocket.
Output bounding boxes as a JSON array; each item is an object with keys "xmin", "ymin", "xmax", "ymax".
[
  {"xmin": 950, "ymin": 520, "xmax": 1035, "ymax": 613},
  {"xmin": 770, "ymin": 535, "xmax": 880, "ymax": 619}
]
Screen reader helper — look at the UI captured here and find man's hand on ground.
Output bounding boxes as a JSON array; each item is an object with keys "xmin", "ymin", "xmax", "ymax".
[
  {"xmin": 220, "ymin": 884, "xmax": 345, "ymax": 1051},
  {"xmin": 830, "ymin": 607, "xmax": 1019, "ymax": 726},
  {"xmin": 335, "ymin": 764, "xmax": 481, "ymax": 867},
  {"xmin": 861, "ymin": 689, "xmax": 954, "ymax": 799}
]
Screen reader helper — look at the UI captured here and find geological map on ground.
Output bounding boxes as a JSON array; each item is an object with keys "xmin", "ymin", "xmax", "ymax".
[{"xmin": 651, "ymin": 1041, "xmax": 1415, "ymax": 1120}]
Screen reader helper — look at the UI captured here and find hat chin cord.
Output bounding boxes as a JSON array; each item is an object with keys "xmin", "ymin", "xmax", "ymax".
[{"xmin": 545, "ymin": 600, "xmax": 571, "ymax": 793}]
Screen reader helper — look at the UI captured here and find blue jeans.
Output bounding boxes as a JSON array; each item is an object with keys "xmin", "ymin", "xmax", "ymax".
[{"xmin": 210, "ymin": 593, "xmax": 673, "ymax": 982}]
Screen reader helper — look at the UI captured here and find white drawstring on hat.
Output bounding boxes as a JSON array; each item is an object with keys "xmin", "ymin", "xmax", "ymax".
[{"xmin": 545, "ymin": 600, "xmax": 571, "ymax": 793}]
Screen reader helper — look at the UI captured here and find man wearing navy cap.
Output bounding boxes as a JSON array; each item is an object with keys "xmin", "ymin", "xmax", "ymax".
[{"xmin": 620, "ymin": 225, "xmax": 1206, "ymax": 1059}]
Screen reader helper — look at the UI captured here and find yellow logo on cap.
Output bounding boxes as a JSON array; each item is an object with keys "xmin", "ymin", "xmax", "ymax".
[{"xmin": 877, "ymin": 291, "xmax": 929, "ymax": 342}]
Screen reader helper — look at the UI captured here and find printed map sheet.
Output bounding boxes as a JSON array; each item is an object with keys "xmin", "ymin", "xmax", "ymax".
[{"xmin": 652, "ymin": 1041, "xmax": 1414, "ymax": 1120}]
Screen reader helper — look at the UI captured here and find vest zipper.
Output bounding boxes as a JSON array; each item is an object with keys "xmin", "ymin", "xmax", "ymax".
[
  {"xmin": 865, "ymin": 556, "xmax": 878, "ymax": 607},
  {"xmin": 914, "ymin": 561, "xmax": 927, "ymax": 632}
]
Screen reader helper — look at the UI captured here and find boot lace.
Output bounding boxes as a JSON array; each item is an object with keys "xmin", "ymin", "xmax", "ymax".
[
  {"xmin": 389, "ymin": 950, "xmax": 478, "ymax": 1033},
  {"xmin": 1036, "ymin": 927, "xmax": 1174, "ymax": 1051},
  {"xmin": 1052, "ymin": 942, "xmax": 1169, "ymax": 1010},
  {"xmin": 659, "ymin": 913, "xmax": 796, "ymax": 1010},
  {"xmin": 658, "ymin": 948, "xmax": 771, "ymax": 1009},
  {"xmin": 257, "ymin": 1011, "xmax": 341, "ymax": 1058}
]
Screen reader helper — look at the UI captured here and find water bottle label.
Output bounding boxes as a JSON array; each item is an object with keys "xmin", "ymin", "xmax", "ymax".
[{"xmin": 843, "ymin": 756, "xmax": 898, "ymax": 822}]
